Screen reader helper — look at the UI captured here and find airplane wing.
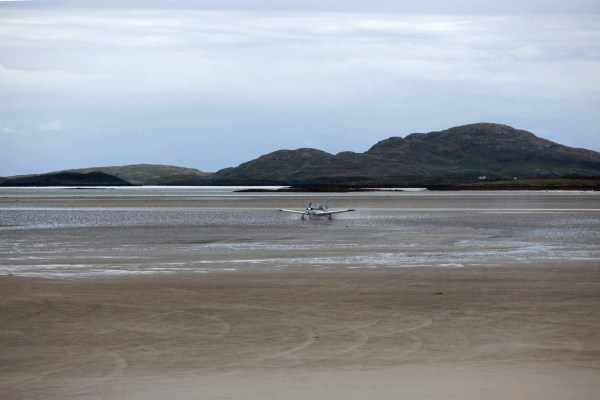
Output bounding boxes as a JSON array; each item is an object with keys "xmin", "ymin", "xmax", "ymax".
[
  {"xmin": 317, "ymin": 208, "xmax": 355, "ymax": 216},
  {"xmin": 278, "ymin": 209, "xmax": 307, "ymax": 215}
]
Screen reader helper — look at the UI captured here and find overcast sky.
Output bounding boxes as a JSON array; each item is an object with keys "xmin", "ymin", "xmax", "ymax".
[{"xmin": 1, "ymin": 0, "xmax": 599, "ymax": 176}]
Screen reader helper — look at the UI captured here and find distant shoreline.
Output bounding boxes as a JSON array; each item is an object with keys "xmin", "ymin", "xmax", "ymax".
[
  {"xmin": 1, "ymin": 178, "xmax": 598, "ymax": 191},
  {"xmin": 237, "ymin": 181, "xmax": 600, "ymax": 192},
  {"xmin": 0, "ymin": 184, "xmax": 597, "ymax": 191}
]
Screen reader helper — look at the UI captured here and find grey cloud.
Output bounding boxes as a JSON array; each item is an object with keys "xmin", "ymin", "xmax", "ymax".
[
  {"xmin": 1, "ymin": 2, "xmax": 599, "ymax": 176},
  {"xmin": 3, "ymin": 0, "xmax": 600, "ymax": 14},
  {"xmin": 1, "ymin": 11, "xmax": 598, "ymax": 99}
]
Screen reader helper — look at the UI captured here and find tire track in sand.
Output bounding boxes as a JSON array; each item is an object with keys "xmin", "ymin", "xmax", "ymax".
[{"xmin": 198, "ymin": 320, "xmax": 316, "ymax": 371}]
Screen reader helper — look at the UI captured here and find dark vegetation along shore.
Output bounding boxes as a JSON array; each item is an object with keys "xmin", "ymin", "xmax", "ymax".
[
  {"xmin": 235, "ymin": 178, "xmax": 600, "ymax": 192},
  {"xmin": 0, "ymin": 171, "xmax": 133, "ymax": 187},
  {"xmin": 2, "ymin": 123, "xmax": 599, "ymax": 189}
]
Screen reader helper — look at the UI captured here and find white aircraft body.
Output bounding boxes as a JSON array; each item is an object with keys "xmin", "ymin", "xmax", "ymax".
[{"xmin": 278, "ymin": 200, "xmax": 355, "ymax": 220}]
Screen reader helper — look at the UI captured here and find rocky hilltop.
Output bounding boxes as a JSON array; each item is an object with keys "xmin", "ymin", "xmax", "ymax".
[{"xmin": 212, "ymin": 123, "xmax": 600, "ymax": 184}]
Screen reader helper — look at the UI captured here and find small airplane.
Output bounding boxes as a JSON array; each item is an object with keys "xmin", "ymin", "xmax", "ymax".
[{"xmin": 278, "ymin": 200, "xmax": 355, "ymax": 220}]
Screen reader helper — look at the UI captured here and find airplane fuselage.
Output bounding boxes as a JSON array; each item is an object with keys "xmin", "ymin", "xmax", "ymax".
[
  {"xmin": 304, "ymin": 209, "xmax": 332, "ymax": 219},
  {"xmin": 278, "ymin": 200, "xmax": 354, "ymax": 220}
]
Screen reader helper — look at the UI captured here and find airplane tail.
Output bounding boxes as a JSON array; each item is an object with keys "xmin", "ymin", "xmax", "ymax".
[{"xmin": 325, "ymin": 200, "xmax": 329, "ymax": 210}]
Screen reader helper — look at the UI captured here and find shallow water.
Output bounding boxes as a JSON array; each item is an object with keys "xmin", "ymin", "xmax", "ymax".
[{"xmin": 0, "ymin": 188, "xmax": 598, "ymax": 278}]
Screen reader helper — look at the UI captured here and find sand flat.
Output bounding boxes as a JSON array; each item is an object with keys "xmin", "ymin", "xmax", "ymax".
[
  {"xmin": 2, "ymin": 263, "xmax": 600, "ymax": 399},
  {"xmin": 1, "ymin": 189, "xmax": 599, "ymax": 398}
]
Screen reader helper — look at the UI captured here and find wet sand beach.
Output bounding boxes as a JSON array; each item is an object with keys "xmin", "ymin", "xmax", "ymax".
[{"xmin": 1, "ymin": 189, "xmax": 599, "ymax": 399}]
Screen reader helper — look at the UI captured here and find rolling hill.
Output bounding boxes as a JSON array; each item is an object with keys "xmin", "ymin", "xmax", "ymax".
[
  {"xmin": 0, "ymin": 171, "xmax": 133, "ymax": 187},
  {"xmin": 211, "ymin": 123, "xmax": 600, "ymax": 184},
  {"xmin": 61, "ymin": 164, "xmax": 211, "ymax": 185},
  {"xmin": 2, "ymin": 123, "xmax": 598, "ymax": 187}
]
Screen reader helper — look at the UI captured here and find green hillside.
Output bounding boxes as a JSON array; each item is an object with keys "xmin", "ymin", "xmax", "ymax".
[
  {"xmin": 3, "ymin": 123, "xmax": 599, "ymax": 187},
  {"xmin": 0, "ymin": 171, "xmax": 133, "ymax": 187},
  {"xmin": 212, "ymin": 123, "xmax": 600, "ymax": 184},
  {"xmin": 62, "ymin": 164, "xmax": 212, "ymax": 185}
]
